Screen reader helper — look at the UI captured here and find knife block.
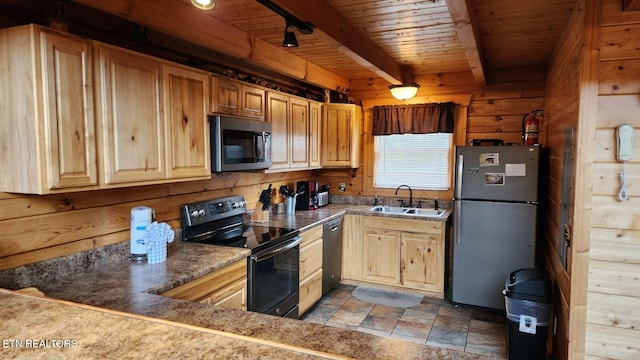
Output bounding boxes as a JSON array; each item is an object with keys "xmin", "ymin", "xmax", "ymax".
[{"xmin": 251, "ymin": 202, "xmax": 269, "ymax": 223}]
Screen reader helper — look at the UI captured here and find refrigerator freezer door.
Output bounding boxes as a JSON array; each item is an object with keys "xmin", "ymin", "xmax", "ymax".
[
  {"xmin": 452, "ymin": 200, "xmax": 536, "ymax": 310},
  {"xmin": 455, "ymin": 146, "xmax": 539, "ymax": 203}
]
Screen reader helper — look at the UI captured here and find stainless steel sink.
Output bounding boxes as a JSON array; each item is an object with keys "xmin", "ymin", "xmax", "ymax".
[
  {"xmin": 368, "ymin": 206, "xmax": 407, "ymax": 214},
  {"xmin": 368, "ymin": 205, "xmax": 446, "ymax": 217}
]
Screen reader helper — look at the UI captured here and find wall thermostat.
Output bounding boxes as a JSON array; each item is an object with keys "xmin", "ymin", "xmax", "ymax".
[{"xmin": 616, "ymin": 124, "xmax": 634, "ymax": 162}]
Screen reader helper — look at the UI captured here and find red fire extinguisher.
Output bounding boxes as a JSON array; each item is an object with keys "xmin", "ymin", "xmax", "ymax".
[{"xmin": 522, "ymin": 110, "xmax": 542, "ymax": 145}]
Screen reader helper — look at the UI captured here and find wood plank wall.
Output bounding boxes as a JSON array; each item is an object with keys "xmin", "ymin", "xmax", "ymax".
[
  {"xmin": 319, "ymin": 69, "xmax": 546, "ymax": 202},
  {"xmin": 0, "ymin": 171, "xmax": 312, "ymax": 270},
  {"xmin": 586, "ymin": 0, "xmax": 640, "ymax": 358},
  {"xmin": 544, "ymin": 1, "xmax": 640, "ymax": 359},
  {"xmin": 542, "ymin": 1, "xmax": 586, "ymax": 359}
]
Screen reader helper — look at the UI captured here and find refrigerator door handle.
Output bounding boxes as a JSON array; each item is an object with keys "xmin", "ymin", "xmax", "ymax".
[
  {"xmin": 455, "ymin": 154, "xmax": 463, "ymax": 200},
  {"xmin": 454, "ymin": 154, "xmax": 464, "ymax": 245},
  {"xmin": 454, "ymin": 200, "xmax": 462, "ymax": 244}
]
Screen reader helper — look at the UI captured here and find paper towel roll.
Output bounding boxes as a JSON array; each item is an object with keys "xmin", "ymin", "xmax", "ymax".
[{"xmin": 130, "ymin": 206, "xmax": 153, "ymax": 259}]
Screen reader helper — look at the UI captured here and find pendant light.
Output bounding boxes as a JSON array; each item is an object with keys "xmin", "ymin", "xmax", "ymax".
[
  {"xmin": 191, "ymin": 0, "xmax": 215, "ymax": 10},
  {"xmin": 389, "ymin": 83, "xmax": 420, "ymax": 100}
]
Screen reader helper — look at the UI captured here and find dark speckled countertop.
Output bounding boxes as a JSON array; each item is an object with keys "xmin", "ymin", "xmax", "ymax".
[
  {"xmin": 263, "ymin": 203, "xmax": 450, "ymax": 232},
  {"xmin": 0, "ymin": 204, "xmax": 481, "ymax": 360}
]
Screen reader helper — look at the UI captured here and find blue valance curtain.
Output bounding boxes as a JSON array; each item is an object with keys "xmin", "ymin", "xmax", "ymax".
[{"xmin": 372, "ymin": 102, "xmax": 455, "ymax": 135}]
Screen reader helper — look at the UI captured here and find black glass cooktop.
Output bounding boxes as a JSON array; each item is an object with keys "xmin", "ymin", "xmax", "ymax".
[
  {"xmin": 184, "ymin": 222, "xmax": 298, "ymax": 254},
  {"xmin": 242, "ymin": 225, "xmax": 299, "ymax": 252}
]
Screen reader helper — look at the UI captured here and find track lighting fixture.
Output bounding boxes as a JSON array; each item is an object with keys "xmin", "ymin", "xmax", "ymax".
[
  {"xmin": 257, "ymin": 0, "xmax": 313, "ymax": 48},
  {"xmin": 283, "ymin": 25, "xmax": 299, "ymax": 48}
]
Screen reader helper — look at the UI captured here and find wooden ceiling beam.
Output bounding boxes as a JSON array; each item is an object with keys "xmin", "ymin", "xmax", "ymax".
[
  {"xmin": 624, "ymin": 0, "xmax": 640, "ymax": 11},
  {"xmin": 70, "ymin": 0, "xmax": 349, "ymax": 90},
  {"xmin": 269, "ymin": 0, "xmax": 409, "ymax": 85},
  {"xmin": 446, "ymin": 0, "xmax": 487, "ymax": 87}
]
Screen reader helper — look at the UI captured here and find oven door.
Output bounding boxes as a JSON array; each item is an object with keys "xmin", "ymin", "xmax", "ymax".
[{"xmin": 247, "ymin": 236, "xmax": 300, "ymax": 318}]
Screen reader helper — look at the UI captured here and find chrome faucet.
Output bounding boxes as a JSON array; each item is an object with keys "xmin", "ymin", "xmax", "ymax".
[{"xmin": 395, "ymin": 184, "xmax": 413, "ymax": 207}]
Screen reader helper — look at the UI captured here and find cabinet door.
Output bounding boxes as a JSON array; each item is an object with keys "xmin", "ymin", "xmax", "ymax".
[
  {"xmin": 41, "ymin": 30, "xmax": 97, "ymax": 189},
  {"xmin": 211, "ymin": 76, "xmax": 240, "ymax": 115},
  {"xmin": 290, "ymin": 98, "xmax": 309, "ymax": 169},
  {"xmin": 362, "ymin": 228, "xmax": 400, "ymax": 285},
  {"xmin": 322, "ymin": 104, "xmax": 361, "ymax": 168},
  {"xmin": 401, "ymin": 233, "xmax": 443, "ymax": 291},
  {"xmin": 342, "ymin": 215, "xmax": 363, "ymax": 281},
  {"xmin": 163, "ymin": 64, "xmax": 210, "ymax": 179},
  {"xmin": 95, "ymin": 45, "xmax": 165, "ymax": 184},
  {"xmin": 210, "ymin": 279, "xmax": 247, "ymax": 311},
  {"xmin": 308, "ymin": 101, "xmax": 322, "ymax": 169},
  {"xmin": 241, "ymin": 84, "xmax": 265, "ymax": 119},
  {"xmin": 163, "ymin": 260, "xmax": 247, "ymax": 304},
  {"xmin": 299, "ymin": 268, "xmax": 323, "ymax": 315},
  {"xmin": 266, "ymin": 92, "xmax": 290, "ymax": 169}
]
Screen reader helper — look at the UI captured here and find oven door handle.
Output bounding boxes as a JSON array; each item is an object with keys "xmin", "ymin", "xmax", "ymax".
[{"xmin": 251, "ymin": 236, "xmax": 301, "ymax": 262}]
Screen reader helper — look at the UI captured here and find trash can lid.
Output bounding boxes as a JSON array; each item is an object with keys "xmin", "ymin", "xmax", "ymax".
[{"xmin": 504, "ymin": 268, "xmax": 552, "ymax": 302}]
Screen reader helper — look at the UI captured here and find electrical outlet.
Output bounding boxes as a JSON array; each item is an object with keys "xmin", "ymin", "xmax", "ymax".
[{"xmin": 338, "ymin": 182, "xmax": 346, "ymax": 192}]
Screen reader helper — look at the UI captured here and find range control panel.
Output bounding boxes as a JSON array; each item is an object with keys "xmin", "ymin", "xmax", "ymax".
[{"xmin": 180, "ymin": 195, "xmax": 247, "ymax": 227}]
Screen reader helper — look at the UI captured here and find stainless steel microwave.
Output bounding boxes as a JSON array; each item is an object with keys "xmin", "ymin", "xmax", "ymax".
[{"xmin": 210, "ymin": 114, "xmax": 272, "ymax": 172}]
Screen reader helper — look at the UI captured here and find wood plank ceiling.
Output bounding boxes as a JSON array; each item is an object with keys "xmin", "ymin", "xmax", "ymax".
[{"xmin": 0, "ymin": 0, "xmax": 577, "ymax": 91}]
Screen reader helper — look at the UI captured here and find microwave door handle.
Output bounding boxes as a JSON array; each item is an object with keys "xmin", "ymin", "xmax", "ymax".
[{"xmin": 255, "ymin": 132, "xmax": 265, "ymax": 162}]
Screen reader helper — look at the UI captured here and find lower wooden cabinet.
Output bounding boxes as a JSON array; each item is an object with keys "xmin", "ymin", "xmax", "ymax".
[
  {"xmin": 299, "ymin": 268, "xmax": 323, "ymax": 314},
  {"xmin": 343, "ymin": 215, "xmax": 445, "ymax": 294},
  {"xmin": 299, "ymin": 225, "xmax": 323, "ymax": 315},
  {"xmin": 161, "ymin": 259, "xmax": 247, "ymax": 311},
  {"xmin": 200, "ymin": 279, "xmax": 247, "ymax": 309},
  {"xmin": 363, "ymin": 229, "xmax": 401, "ymax": 284}
]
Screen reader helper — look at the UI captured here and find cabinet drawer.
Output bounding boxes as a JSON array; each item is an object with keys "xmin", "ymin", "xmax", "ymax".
[
  {"xmin": 300, "ymin": 225, "xmax": 323, "ymax": 247},
  {"xmin": 162, "ymin": 260, "xmax": 247, "ymax": 301},
  {"xmin": 200, "ymin": 279, "xmax": 247, "ymax": 311},
  {"xmin": 299, "ymin": 268, "xmax": 323, "ymax": 315},
  {"xmin": 300, "ymin": 238, "xmax": 323, "ymax": 279}
]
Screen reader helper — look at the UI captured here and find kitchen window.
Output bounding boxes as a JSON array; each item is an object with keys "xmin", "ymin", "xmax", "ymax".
[{"xmin": 373, "ymin": 133, "xmax": 452, "ymax": 190}]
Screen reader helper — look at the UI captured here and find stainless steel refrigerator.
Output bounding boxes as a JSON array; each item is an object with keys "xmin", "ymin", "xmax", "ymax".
[{"xmin": 452, "ymin": 146, "xmax": 540, "ymax": 310}]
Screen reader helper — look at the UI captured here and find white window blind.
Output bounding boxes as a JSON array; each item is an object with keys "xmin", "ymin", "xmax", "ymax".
[{"xmin": 374, "ymin": 133, "xmax": 452, "ymax": 190}]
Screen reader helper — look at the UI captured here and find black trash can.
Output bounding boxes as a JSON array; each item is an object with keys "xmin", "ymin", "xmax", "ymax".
[{"xmin": 503, "ymin": 268, "xmax": 553, "ymax": 360}]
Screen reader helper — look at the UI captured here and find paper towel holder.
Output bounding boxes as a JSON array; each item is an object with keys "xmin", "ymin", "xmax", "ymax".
[{"xmin": 129, "ymin": 206, "xmax": 155, "ymax": 263}]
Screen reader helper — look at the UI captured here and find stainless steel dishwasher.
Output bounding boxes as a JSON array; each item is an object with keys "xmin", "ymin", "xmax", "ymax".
[{"xmin": 322, "ymin": 215, "xmax": 343, "ymax": 295}]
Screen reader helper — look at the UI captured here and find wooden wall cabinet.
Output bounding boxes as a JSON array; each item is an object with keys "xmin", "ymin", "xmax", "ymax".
[
  {"xmin": 343, "ymin": 215, "xmax": 445, "ymax": 294},
  {"xmin": 299, "ymin": 225, "xmax": 323, "ymax": 315},
  {"xmin": 308, "ymin": 101, "xmax": 322, "ymax": 169},
  {"xmin": 94, "ymin": 43, "xmax": 165, "ymax": 184},
  {"xmin": 163, "ymin": 64, "xmax": 211, "ymax": 179},
  {"xmin": 95, "ymin": 43, "xmax": 211, "ymax": 186},
  {"xmin": 266, "ymin": 91, "xmax": 321, "ymax": 172},
  {"xmin": 322, "ymin": 103, "xmax": 362, "ymax": 168},
  {"xmin": 211, "ymin": 76, "xmax": 240, "ymax": 115},
  {"xmin": 240, "ymin": 84, "xmax": 265, "ymax": 119},
  {"xmin": 266, "ymin": 91, "xmax": 291, "ymax": 170},
  {"xmin": 211, "ymin": 76, "xmax": 265, "ymax": 119},
  {"xmin": 162, "ymin": 260, "xmax": 248, "ymax": 311},
  {"xmin": 290, "ymin": 97, "xmax": 310, "ymax": 169},
  {"xmin": 0, "ymin": 24, "xmax": 97, "ymax": 194}
]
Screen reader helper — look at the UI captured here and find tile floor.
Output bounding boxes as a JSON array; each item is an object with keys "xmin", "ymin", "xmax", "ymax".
[{"xmin": 301, "ymin": 285, "xmax": 507, "ymax": 359}]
